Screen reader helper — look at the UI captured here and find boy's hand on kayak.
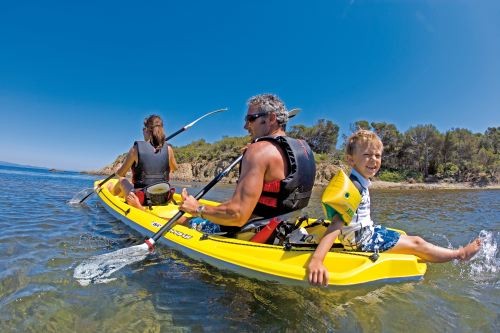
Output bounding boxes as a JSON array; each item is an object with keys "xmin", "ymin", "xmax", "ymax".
[
  {"xmin": 180, "ymin": 188, "xmax": 199, "ymax": 215},
  {"xmin": 308, "ymin": 259, "xmax": 329, "ymax": 287}
]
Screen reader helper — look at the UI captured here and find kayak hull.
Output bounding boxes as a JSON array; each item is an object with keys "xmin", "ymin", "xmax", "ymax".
[{"xmin": 95, "ymin": 179, "xmax": 427, "ymax": 286}]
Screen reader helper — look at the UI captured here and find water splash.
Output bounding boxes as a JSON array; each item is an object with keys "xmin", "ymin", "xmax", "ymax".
[
  {"xmin": 459, "ymin": 230, "xmax": 499, "ymax": 284},
  {"xmin": 68, "ymin": 188, "xmax": 95, "ymax": 205},
  {"xmin": 73, "ymin": 243, "xmax": 151, "ymax": 286}
]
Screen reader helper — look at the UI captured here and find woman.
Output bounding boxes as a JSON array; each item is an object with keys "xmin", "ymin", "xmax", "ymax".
[{"xmin": 109, "ymin": 114, "xmax": 178, "ymax": 210}]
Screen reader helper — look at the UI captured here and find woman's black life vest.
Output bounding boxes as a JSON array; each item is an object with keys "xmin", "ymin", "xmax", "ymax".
[
  {"xmin": 132, "ymin": 141, "xmax": 170, "ymax": 189},
  {"xmin": 251, "ymin": 136, "xmax": 316, "ymax": 218}
]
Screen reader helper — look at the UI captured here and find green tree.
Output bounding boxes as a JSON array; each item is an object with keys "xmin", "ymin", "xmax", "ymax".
[
  {"xmin": 403, "ymin": 124, "xmax": 442, "ymax": 178},
  {"xmin": 480, "ymin": 127, "xmax": 499, "ymax": 154},
  {"xmin": 166, "ymin": 119, "xmax": 498, "ymax": 185},
  {"xmin": 289, "ymin": 119, "xmax": 339, "ymax": 154},
  {"xmin": 439, "ymin": 128, "xmax": 482, "ymax": 181},
  {"xmin": 370, "ymin": 122, "xmax": 402, "ymax": 171},
  {"xmin": 349, "ymin": 120, "xmax": 371, "ymax": 132}
]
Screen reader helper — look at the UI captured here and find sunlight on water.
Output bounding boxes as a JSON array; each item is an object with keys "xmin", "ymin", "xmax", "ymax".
[{"xmin": 77, "ymin": 233, "xmax": 120, "ymax": 249}]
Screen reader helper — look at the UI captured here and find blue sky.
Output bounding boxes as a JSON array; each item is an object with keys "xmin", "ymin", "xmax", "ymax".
[{"xmin": 0, "ymin": 1, "xmax": 498, "ymax": 171}]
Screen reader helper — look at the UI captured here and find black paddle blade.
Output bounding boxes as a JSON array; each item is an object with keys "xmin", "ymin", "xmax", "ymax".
[{"xmin": 74, "ymin": 243, "xmax": 151, "ymax": 286}]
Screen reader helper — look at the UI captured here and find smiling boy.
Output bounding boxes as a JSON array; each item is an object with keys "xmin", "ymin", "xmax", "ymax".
[{"xmin": 308, "ymin": 129, "xmax": 481, "ymax": 286}]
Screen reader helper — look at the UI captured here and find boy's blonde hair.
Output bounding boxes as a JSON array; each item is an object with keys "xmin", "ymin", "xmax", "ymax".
[{"xmin": 345, "ymin": 129, "xmax": 383, "ymax": 155}]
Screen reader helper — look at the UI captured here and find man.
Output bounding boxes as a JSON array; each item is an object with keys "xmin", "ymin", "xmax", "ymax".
[{"xmin": 180, "ymin": 93, "xmax": 316, "ymax": 231}]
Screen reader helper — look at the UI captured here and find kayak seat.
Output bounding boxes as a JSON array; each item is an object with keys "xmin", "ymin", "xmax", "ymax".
[
  {"xmin": 230, "ymin": 217, "xmax": 284, "ymax": 244},
  {"xmin": 249, "ymin": 218, "xmax": 282, "ymax": 243},
  {"xmin": 234, "ymin": 214, "xmax": 322, "ymax": 245}
]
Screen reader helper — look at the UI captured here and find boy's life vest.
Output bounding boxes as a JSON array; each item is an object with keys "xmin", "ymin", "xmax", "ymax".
[{"xmin": 132, "ymin": 141, "xmax": 170, "ymax": 189}]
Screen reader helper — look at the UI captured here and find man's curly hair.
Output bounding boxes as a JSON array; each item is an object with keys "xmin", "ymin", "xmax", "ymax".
[{"xmin": 247, "ymin": 93, "xmax": 289, "ymax": 126}]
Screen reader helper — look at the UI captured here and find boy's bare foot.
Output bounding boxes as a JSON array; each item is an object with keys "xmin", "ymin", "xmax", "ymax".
[
  {"xmin": 458, "ymin": 238, "xmax": 481, "ymax": 261},
  {"xmin": 126, "ymin": 192, "xmax": 144, "ymax": 211}
]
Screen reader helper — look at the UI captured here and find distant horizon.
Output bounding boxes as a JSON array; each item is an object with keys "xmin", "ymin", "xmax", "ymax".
[{"xmin": 0, "ymin": 160, "xmax": 68, "ymax": 171}]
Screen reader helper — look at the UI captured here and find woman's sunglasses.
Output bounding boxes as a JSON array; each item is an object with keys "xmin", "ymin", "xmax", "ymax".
[{"xmin": 245, "ymin": 111, "xmax": 270, "ymax": 123}]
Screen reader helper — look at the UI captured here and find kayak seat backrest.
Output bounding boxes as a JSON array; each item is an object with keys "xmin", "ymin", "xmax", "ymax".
[{"xmin": 250, "ymin": 218, "xmax": 282, "ymax": 244}]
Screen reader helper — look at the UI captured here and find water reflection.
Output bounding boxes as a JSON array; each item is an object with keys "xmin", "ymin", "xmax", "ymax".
[{"xmin": 1, "ymin": 167, "xmax": 499, "ymax": 332}]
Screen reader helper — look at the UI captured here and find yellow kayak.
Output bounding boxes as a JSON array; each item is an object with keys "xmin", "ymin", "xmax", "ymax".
[{"xmin": 96, "ymin": 179, "xmax": 427, "ymax": 286}]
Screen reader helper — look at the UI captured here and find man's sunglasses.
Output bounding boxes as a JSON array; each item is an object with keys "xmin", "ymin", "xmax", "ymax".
[{"xmin": 245, "ymin": 111, "xmax": 270, "ymax": 123}]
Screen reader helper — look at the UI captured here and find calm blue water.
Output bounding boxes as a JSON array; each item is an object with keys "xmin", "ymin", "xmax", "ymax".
[{"xmin": 0, "ymin": 165, "xmax": 498, "ymax": 332}]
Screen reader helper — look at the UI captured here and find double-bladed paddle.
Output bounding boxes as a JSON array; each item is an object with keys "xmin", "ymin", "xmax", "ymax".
[
  {"xmin": 70, "ymin": 108, "xmax": 228, "ymax": 205},
  {"xmin": 73, "ymin": 108, "xmax": 301, "ymax": 285}
]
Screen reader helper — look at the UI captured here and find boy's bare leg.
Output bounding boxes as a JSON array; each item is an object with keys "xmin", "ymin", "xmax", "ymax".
[{"xmin": 386, "ymin": 235, "xmax": 481, "ymax": 263}]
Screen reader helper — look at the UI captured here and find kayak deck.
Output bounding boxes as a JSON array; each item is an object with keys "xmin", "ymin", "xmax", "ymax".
[{"xmin": 95, "ymin": 179, "xmax": 427, "ymax": 286}]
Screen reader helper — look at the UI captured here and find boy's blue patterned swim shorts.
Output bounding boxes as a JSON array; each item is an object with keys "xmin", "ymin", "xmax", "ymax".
[{"xmin": 360, "ymin": 225, "xmax": 400, "ymax": 252}]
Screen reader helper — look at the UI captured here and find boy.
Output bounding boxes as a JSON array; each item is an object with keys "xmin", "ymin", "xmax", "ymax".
[{"xmin": 308, "ymin": 130, "xmax": 481, "ymax": 286}]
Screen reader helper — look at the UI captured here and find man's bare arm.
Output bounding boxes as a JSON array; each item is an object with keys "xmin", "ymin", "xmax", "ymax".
[{"xmin": 180, "ymin": 142, "xmax": 274, "ymax": 226}]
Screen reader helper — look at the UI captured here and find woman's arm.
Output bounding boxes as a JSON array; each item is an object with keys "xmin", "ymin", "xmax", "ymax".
[
  {"xmin": 115, "ymin": 146, "xmax": 138, "ymax": 177},
  {"xmin": 167, "ymin": 145, "xmax": 178, "ymax": 173}
]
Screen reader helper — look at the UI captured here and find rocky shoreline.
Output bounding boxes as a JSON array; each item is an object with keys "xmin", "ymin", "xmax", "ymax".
[{"xmin": 85, "ymin": 157, "xmax": 499, "ymax": 190}]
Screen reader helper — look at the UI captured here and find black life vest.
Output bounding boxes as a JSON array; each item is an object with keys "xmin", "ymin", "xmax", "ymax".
[
  {"xmin": 132, "ymin": 141, "xmax": 170, "ymax": 189},
  {"xmin": 251, "ymin": 136, "xmax": 316, "ymax": 218}
]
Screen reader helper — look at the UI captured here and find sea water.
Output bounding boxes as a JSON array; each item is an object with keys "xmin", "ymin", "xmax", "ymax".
[{"xmin": 0, "ymin": 164, "xmax": 498, "ymax": 332}]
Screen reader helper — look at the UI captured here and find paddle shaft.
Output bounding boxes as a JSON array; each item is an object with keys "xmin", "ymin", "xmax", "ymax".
[
  {"xmin": 164, "ymin": 108, "xmax": 227, "ymax": 140},
  {"xmin": 77, "ymin": 108, "xmax": 228, "ymax": 203},
  {"xmin": 151, "ymin": 154, "xmax": 243, "ymax": 242},
  {"xmin": 77, "ymin": 173, "xmax": 116, "ymax": 203}
]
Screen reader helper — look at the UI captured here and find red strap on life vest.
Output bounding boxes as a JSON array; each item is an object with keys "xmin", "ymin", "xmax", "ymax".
[
  {"xmin": 258, "ymin": 196, "xmax": 278, "ymax": 207},
  {"xmin": 257, "ymin": 180, "xmax": 281, "ymax": 207},
  {"xmin": 262, "ymin": 180, "xmax": 281, "ymax": 193}
]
